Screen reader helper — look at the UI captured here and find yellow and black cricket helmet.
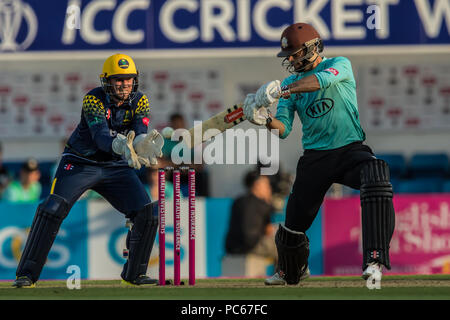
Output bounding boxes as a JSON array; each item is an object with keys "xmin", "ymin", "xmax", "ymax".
[{"xmin": 100, "ymin": 53, "xmax": 139, "ymax": 100}]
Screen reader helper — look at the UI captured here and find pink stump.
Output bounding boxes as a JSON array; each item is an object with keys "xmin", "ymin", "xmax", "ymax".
[
  {"xmin": 188, "ymin": 169, "xmax": 196, "ymax": 285},
  {"xmin": 158, "ymin": 169, "xmax": 166, "ymax": 286},
  {"xmin": 173, "ymin": 170, "xmax": 181, "ymax": 285}
]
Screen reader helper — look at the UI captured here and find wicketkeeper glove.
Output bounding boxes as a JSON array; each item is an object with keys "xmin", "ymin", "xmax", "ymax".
[
  {"xmin": 243, "ymin": 93, "xmax": 271, "ymax": 126},
  {"xmin": 133, "ymin": 127, "xmax": 164, "ymax": 167},
  {"xmin": 112, "ymin": 131, "xmax": 142, "ymax": 170}
]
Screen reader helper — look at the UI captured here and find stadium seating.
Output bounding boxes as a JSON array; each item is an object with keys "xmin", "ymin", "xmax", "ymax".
[
  {"xmin": 376, "ymin": 153, "xmax": 408, "ymax": 179},
  {"xmin": 390, "ymin": 178, "xmax": 400, "ymax": 193},
  {"xmin": 2, "ymin": 162, "xmax": 23, "ymax": 178},
  {"xmin": 3, "ymin": 161, "xmax": 55, "ymax": 182},
  {"xmin": 442, "ymin": 180, "xmax": 450, "ymax": 193},
  {"xmin": 397, "ymin": 178, "xmax": 444, "ymax": 194},
  {"xmin": 409, "ymin": 153, "xmax": 449, "ymax": 178},
  {"xmin": 374, "ymin": 152, "xmax": 450, "ymax": 194}
]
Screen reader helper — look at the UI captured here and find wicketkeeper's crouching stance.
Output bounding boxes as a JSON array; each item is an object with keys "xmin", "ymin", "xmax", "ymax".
[
  {"xmin": 13, "ymin": 54, "xmax": 164, "ymax": 288},
  {"xmin": 243, "ymin": 23, "xmax": 395, "ymax": 285}
]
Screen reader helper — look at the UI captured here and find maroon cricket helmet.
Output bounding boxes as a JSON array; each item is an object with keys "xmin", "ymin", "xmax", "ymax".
[{"xmin": 277, "ymin": 23, "xmax": 323, "ymax": 58}]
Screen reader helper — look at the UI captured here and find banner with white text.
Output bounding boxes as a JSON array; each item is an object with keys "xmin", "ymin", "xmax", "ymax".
[{"xmin": 0, "ymin": 0, "xmax": 449, "ymax": 53}]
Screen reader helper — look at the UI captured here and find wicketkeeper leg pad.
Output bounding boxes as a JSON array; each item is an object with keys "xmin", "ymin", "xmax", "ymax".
[
  {"xmin": 275, "ymin": 224, "xmax": 310, "ymax": 285},
  {"xmin": 16, "ymin": 194, "xmax": 69, "ymax": 282},
  {"xmin": 121, "ymin": 201, "xmax": 158, "ymax": 281},
  {"xmin": 360, "ymin": 159, "xmax": 396, "ymax": 270}
]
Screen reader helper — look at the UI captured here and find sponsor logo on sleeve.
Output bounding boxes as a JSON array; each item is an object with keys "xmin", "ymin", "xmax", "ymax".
[{"xmin": 324, "ymin": 68, "xmax": 339, "ymax": 76}]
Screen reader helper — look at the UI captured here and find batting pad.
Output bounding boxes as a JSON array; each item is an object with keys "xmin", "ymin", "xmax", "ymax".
[
  {"xmin": 360, "ymin": 159, "xmax": 395, "ymax": 270},
  {"xmin": 275, "ymin": 224, "xmax": 310, "ymax": 284}
]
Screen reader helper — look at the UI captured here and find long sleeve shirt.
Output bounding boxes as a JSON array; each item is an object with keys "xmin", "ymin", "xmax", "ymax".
[{"xmin": 64, "ymin": 87, "xmax": 150, "ymax": 164}]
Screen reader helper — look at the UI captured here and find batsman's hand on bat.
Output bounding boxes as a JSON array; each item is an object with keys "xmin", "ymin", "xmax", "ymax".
[
  {"xmin": 133, "ymin": 127, "xmax": 164, "ymax": 167},
  {"xmin": 112, "ymin": 131, "xmax": 142, "ymax": 169},
  {"xmin": 255, "ymin": 80, "xmax": 291, "ymax": 107},
  {"xmin": 243, "ymin": 93, "xmax": 271, "ymax": 126}
]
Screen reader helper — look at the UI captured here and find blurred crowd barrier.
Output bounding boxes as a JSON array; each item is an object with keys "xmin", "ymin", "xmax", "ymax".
[{"xmin": 3, "ymin": 150, "xmax": 450, "ymax": 203}]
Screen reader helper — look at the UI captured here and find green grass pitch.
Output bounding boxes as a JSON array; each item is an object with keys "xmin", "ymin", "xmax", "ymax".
[{"xmin": 0, "ymin": 274, "xmax": 449, "ymax": 300}]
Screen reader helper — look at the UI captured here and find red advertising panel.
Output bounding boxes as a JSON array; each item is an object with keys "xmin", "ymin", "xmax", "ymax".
[{"xmin": 323, "ymin": 195, "xmax": 450, "ymax": 275}]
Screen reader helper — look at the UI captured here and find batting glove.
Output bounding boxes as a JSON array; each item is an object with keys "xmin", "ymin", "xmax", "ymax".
[
  {"xmin": 243, "ymin": 93, "xmax": 270, "ymax": 126},
  {"xmin": 112, "ymin": 131, "xmax": 142, "ymax": 170},
  {"xmin": 255, "ymin": 80, "xmax": 291, "ymax": 107}
]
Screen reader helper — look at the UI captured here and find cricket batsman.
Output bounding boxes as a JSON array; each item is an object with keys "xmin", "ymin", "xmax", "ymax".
[
  {"xmin": 13, "ymin": 54, "xmax": 164, "ymax": 287},
  {"xmin": 243, "ymin": 23, "xmax": 395, "ymax": 285}
]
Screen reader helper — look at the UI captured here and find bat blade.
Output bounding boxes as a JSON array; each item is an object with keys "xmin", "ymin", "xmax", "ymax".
[{"xmin": 187, "ymin": 104, "xmax": 246, "ymax": 148}]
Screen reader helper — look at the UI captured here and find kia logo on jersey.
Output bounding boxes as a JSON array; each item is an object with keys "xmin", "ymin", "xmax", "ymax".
[{"xmin": 306, "ymin": 98, "xmax": 335, "ymax": 118}]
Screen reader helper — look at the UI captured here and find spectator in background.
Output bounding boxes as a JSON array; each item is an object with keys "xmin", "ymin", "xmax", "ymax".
[
  {"xmin": 163, "ymin": 113, "xmax": 210, "ymax": 196},
  {"xmin": 225, "ymin": 170, "xmax": 277, "ymax": 265},
  {"xmin": 4, "ymin": 158, "xmax": 42, "ymax": 203},
  {"xmin": 0, "ymin": 142, "xmax": 11, "ymax": 199},
  {"xmin": 162, "ymin": 113, "xmax": 187, "ymax": 159},
  {"xmin": 256, "ymin": 160, "xmax": 293, "ymax": 213}
]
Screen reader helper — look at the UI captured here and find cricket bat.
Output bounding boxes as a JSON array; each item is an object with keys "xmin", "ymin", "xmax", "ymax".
[{"xmin": 186, "ymin": 104, "xmax": 246, "ymax": 148}]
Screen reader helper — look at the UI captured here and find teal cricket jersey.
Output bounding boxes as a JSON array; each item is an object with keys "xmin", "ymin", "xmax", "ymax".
[{"xmin": 275, "ymin": 56, "xmax": 366, "ymax": 150}]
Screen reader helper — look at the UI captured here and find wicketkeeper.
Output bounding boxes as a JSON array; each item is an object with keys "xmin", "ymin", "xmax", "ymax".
[
  {"xmin": 243, "ymin": 23, "xmax": 395, "ymax": 285},
  {"xmin": 13, "ymin": 54, "xmax": 164, "ymax": 287}
]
